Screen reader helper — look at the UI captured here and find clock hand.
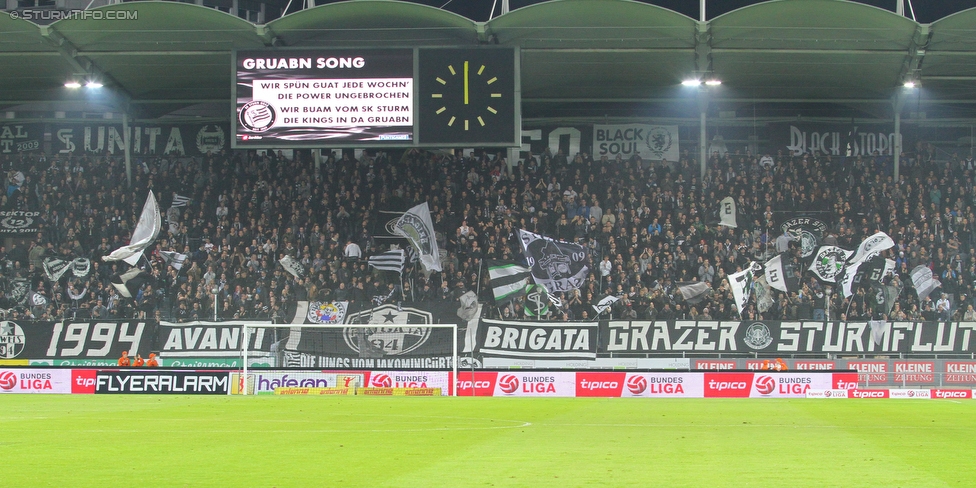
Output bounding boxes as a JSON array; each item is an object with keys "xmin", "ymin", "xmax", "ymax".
[{"xmin": 463, "ymin": 61, "xmax": 469, "ymax": 105}]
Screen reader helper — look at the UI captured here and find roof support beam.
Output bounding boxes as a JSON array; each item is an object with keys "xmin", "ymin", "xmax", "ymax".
[
  {"xmin": 522, "ymin": 48, "xmax": 692, "ymax": 54},
  {"xmin": 711, "ymin": 48, "xmax": 905, "ymax": 56},
  {"xmin": 256, "ymin": 25, "xmax": 282, "ymax": 47},
  {"xmin": 83, "ymin": 51, "xmax": 229, "ymax": 56},
  {"xmin": 38, "ymin": 24, "xmax": 132, "ymax": 110},
  {"xmin": 693, "ymin": 21, "xmax": 712, "ymax": 76},
  {"xmin": 898, "ymin": 24, "xmax": 930, "ymax": 86}
]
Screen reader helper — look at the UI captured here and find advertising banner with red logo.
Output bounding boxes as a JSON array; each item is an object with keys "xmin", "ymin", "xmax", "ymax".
[
  {"xmin": 806, "ymin": 389, "xmax": 851, "ymax": 399},
  {"xmin": 621, "ymin": 373, "xmax": 704, "ymax": 398},
  {"xmin": 848, "ymin": 389, "xmax": 890, "ymax": 398},
  {"xmin": 0, "ymin": 368, "xmax": 72, "ymax": 393},
  {"xmin": 945, "ymin": 362, "xmax": 976, "ymax": 383},
  {"xmin": 71, "ymin": 369, "xmax": 97, "ymax": 394},
  {"xmin": 793, "ymin": 361, "xmax": 836, "ymax": 371},
  {"xmin": 889, "ymin": 389, "xmax": 931, "ymax": 399},
  {"xmin": 456, "ymin": 371, "xmax": 499, "ymax": 396},
  {"xmin": 749, "ymin": 373, "xmax": 825, "ymax": 398},
  {"xmin": 845, "ymin": 361, "xmax": 888, "ymax": 383},
  {"xmin": 931, "ymin": 389, "xmax": 973, "ymax": 399},
  {"xmin": 703, "ymin": 372, "xmax": 755, "ymax": 398},
  {"xmin": 694, "ymin": 360, "xmax": 737, "ymax": 370},
  {"xmin": 832, "ymin": 372, "xmax": 859, "ymax": 391},
  {"xmin": 366, "ymin": 371, "xmax": 450, "ymax": 395},
  {"xmin": 494, "ymin": 372, "xmax": 577, "ymax": 397},
  {"xmin": 893, "ymin": 361, "xmax": 935, "ymax": 383}
]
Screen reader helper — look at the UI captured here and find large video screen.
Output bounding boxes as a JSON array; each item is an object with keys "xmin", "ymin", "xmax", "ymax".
[{"xmin": 234, "ymin": 49, "xmax": 414, "ymax": 147}]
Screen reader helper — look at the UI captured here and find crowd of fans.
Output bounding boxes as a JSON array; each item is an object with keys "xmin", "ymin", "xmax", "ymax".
[{"xmin": 2, "ymin": 140, "xmax": 976, "ymax": 324}]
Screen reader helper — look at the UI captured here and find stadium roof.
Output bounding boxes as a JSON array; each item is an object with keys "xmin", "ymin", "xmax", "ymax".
[{"xmin": 3, "ymin": 0, "xmax": 976, "ymax": 120}]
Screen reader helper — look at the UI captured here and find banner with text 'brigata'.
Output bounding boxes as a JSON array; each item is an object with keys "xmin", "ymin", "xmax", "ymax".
[
  {"xmin": 598, "ymin": 320, "xmax": 976, "ymax": 354},
  {"xmin": 1, "ymin": 320, "xmax": 152, "ymax": 366},
  {"xmin": 476, "ymin": 319, "xmax": 598, "ymax": 360}
]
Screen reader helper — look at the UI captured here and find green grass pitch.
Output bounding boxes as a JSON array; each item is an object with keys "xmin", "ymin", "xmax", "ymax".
[{"xmin": 2, "ymin": 395, "xmax": 975, "ymax": 487}]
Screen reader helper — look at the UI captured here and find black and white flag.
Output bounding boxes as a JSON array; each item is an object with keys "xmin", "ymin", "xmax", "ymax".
[
  {"xmin": 42, "ymin": 257, "xmax": 72, "ymax": 282},
  {"xmin": 717, "ymin": 196, "xmax": 738, "ymax": 228},
  {"xmin": 764, "ymin": 253, "xmax": 798, "ymax": 293},
  {"xmin": 393, "ymin": 202, "xmax": 441, "ymax": 272},
  {"xmin": 728, "ymin": 263, "xmax": 756, "ymax": 315},
  {"xmin": 487, "ymin": 260, "xmax": 531, "ymax": 303},
  {"xmin": 279, "ymin": 255, "xmax": 305, "ymax": 279},
  {"xmin": 111, "ymin": 267, "xmax": 150, "ymax": 298},
  {"xmin": 837, "ymin": 259, "xmax": 864, "ymax": 298},
  {"xmin": 518, "ymin": 229, "xmax": 589, "ymax": 292},
  {"xmin": 171, "ymin": 193, "xmax": 191, "ymax": 208},
  {"xmin": 870, "ymin": 283, "xmax": 899, "ymax": 315},
  {"xmin": 780, "ymin": 217, "xmax": 828, "ymax": 259},
  {"xmin": 160, "ymin": 251, "xmax": 188, "ymax": 271},
  {"xmin": 910, "ymin": 265, "xmax": 941, "ymax": 301},
  {"xmin": 849, "ymin": 231, "xmax": 894, "ymax": 265},
  {"xmin": 103, "ymin": 190, "xmax": 161, "ymax": 266},
  {"xmin": 809, "ymin": 246, "xmax": 852, "ymax": 282},
  {"xmin": 592, "ymin": 295, "xmax": 620, "ymax": 315},
  {"xmin": 368, "ymin": 249, "xmax": 406, "ymax": 273},
  {"xmin": 754, "ymin": 275, "xmax": 775, "ymax": 313}
]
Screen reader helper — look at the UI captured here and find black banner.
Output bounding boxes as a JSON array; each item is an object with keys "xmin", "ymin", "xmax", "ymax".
[
  {"xmin": 51, "ymin": 122, "xmax": 229, "ymax": 156},
  {"xmin": 0, "ymin": 123, "xmax": 44, "ymax": 154},
  {"xmin": 95, "ymin": 370, "xmax": 230, "ymax": 394},
  {"xmin": 599, "ymin": 320, "xmax": 976, "ymax": 354},
  {"xmin": 0, "ymin": 320, "xmax": 152, "ymax": 361},
  {"xmin": 155, "ymin": 322, "xmax": 279, "ymax": 357},
  {"xmin": 0, "ymin": 209, "xmax": 43, "ymax": 236},
  {"xmin": 519, "ymin": 125, "xmax": 590, "ymax": 160},
  {"xmin": 476, "ymin": 319, "xmax": 598, "ymax": 360},
  {"xmin": 771, "ymin": 122, "xmax": 900, "ymax": 157}
]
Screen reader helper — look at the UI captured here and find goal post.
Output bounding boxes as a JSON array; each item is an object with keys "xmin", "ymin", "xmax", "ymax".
[{"xmin": 237, "ymin": 322, "xmax": 459, "ymax": 396}]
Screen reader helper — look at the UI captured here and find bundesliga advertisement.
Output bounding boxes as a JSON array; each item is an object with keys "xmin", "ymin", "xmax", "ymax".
[{"xmin": 235, "ymin": 49, "xmax": 414, "ymax": 147}]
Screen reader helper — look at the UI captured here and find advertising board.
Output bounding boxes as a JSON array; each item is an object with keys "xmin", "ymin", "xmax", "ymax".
[{"xmin": 0, "ymin": 368, "xmax": 72, "ymax": 394}]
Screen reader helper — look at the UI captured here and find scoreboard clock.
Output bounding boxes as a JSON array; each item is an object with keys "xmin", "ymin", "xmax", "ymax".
[{"xmin": 418, "ymin": 48, "xmax": 519, "ymax": 146}]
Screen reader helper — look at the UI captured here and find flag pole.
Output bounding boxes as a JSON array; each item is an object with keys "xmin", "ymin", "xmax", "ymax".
[{"xmin": 476, "ymin": 258, "xmax": 483, "ymax": 296}]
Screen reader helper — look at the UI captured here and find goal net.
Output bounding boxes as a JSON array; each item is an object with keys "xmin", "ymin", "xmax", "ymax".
[{"xmin": 236, "ymin": 322, "xmax": 459, "ymax": 396}]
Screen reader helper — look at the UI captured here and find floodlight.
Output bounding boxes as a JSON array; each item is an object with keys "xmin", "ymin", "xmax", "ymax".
[
  {"xmin": 682, "ymin": 79, "xmax": 702, "ymax": 87},
  {"xmin": 704, "ymin": 79, "xmax": 722, "ymax": 86},
  {"xmin": 64, "ymin": 81, "xmax": 82, "ymax": 89},
  {"xmin": 86, "ymin": 81, "xmax": 104, "ymax": 88}
]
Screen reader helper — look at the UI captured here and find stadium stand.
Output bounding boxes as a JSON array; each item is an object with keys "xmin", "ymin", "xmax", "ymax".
[{"xmin": 1, "ymin": 141, "xmax": 973, "ymax": 324}]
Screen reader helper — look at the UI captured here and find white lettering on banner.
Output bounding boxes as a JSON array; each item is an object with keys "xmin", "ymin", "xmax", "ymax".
[
  {"xmin": 161, "ymin": 325, "xmax": 266, "ymax": 356},
  {"xmin": 55, "ymin": 126, "xmax": 214, "ymax": 156},
  {"xmin": 579, "ymin": 380, "xmax": 618, "ymax": 390},
  {"xmin": 786, "ymin": 125, "xmax": 899, "ymax": 157},
  {"xmin": 0, "ymin": 124, "xmax": 31, "ymax": 154},
  {"xmin": 710, "ymin": 381, "xmax": 747, "ymax": 391},
  {"xmin": 45, "ymin": 322, "xmax": 145, "ymax": 357},
  {"xmin": 96, "ymin": 373, "xmax": 228, "ymax": 393},
  {"xmin": 606, "ymin": 321, "xmax": 651, "ymax": 351},
  {"xmin": 240, "ymin": 57, "xmax": 366, "ymax": 70},
  {"xmin": 482, "ymin": 323, "xmax": 594, "ymax": 358},
  {"xmin": 250, "ymin": 78, "xmax": 413, "ymax": 129}
]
